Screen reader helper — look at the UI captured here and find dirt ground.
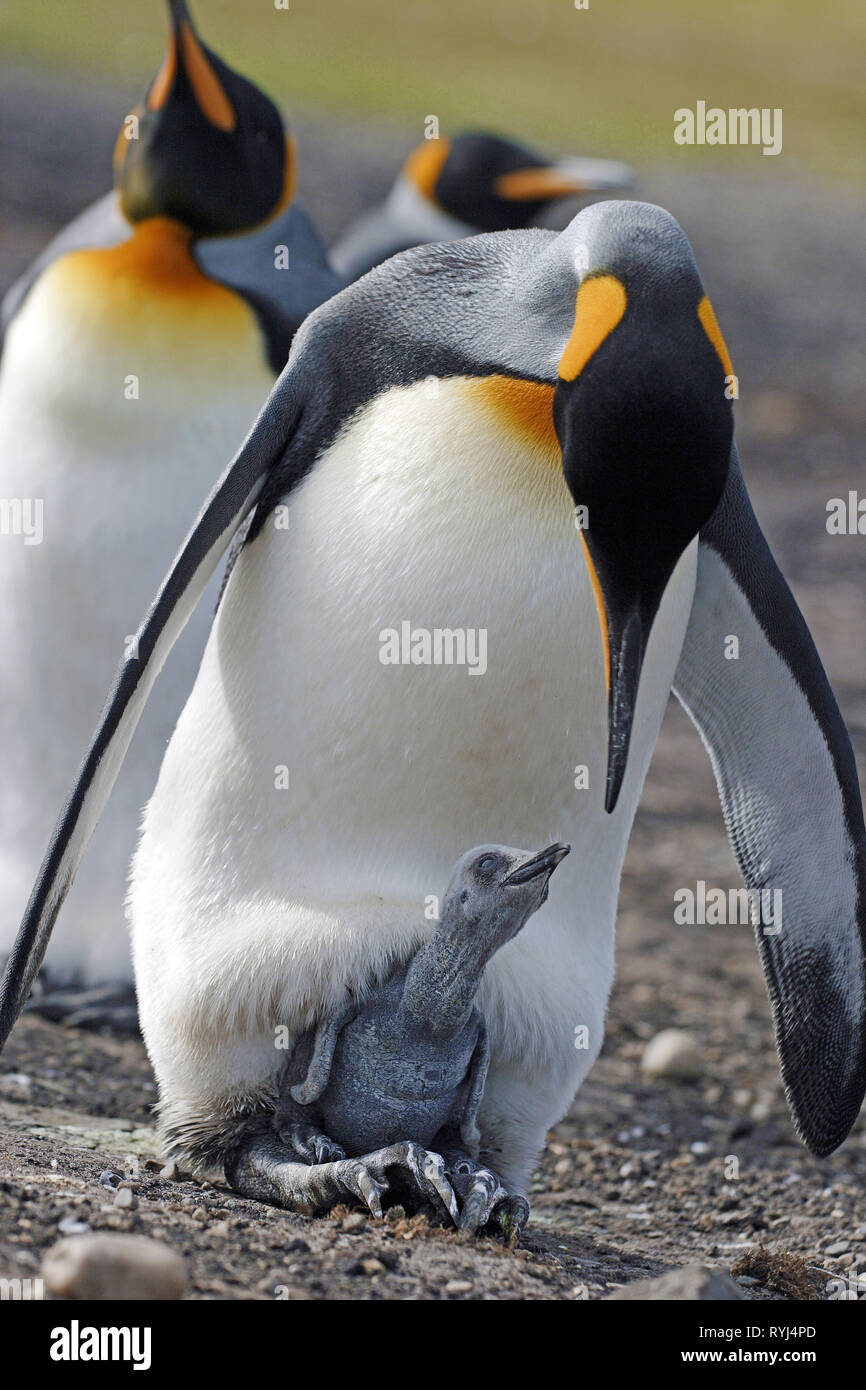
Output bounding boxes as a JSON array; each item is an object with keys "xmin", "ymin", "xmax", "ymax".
[{"xmin": 1, "ymin": 64, "xmax": 865, "ymax": 1300}]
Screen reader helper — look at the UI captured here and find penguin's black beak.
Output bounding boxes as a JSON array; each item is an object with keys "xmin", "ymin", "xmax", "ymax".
[
  {"xmin": 494, "ymin": 158, "xmax": 634, "ymax": 202},
  {"xmin": 157, "ymin": 0, "xmax": 236, "ymax": 133},
  {"xmin": 503, "ymin": 843, "xmax": 571, "ymax": 886},
  {"xmin": 595, "ymin": 601, "xmax": 647, "ymax": 816},
  {"xmin": 552, "ymin": 247, "xmax": 735, "ymax": 814}
]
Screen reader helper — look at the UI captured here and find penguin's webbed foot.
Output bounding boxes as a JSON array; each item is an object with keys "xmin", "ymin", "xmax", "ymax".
[
  {"xmin": 441, "ymin": 1150, "xmax": 529, "ymax": 1239},
  {"xmin": 226, "ymin": 1131, "xmax": 387, "ymax": 1217},
  {"xmin": 276, "ymin": 1117, "xmax": 346, "ymax": 1165},
  {"xmin": 355, "ymin": 1141, "xmax": 459, "ymax": 1226},
  {"xmin": 225, "ymin": 1133, "xmax": 458, "ymax": 1225}
]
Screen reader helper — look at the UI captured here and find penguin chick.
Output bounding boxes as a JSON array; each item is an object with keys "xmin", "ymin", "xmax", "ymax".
[{"xmin": 231, "ymin": 843, "xmax": 570, "ymax": 1234}]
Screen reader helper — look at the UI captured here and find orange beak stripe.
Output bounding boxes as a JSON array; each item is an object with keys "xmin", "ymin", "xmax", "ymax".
[
  {"xmin": 179, "ymin": 21, "xmax": 236, "ymax": 131},
  {"xmin": 580, "ymin": 533, "xmax": 611, "ymax": 694},
  {"xmin": 494, "ymin": 166, "xmax": 588, "ymax": 201},
  {"xmin": 147, "ymin": 32, "xmax": 178, "ymax": 111}
]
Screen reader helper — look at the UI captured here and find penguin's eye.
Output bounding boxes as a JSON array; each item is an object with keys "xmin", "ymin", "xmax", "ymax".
[
  {"xmin": 460, "ymin": 890, "xmax": 469, "ymax": 904},
  {"xmin": 478, "ymin": 856, "xmax": 496, "ymax": 873}
]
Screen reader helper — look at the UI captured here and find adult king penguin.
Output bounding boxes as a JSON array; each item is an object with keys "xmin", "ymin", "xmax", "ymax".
[
  {"xmin": 329, "ymin": 129, "xmax": 634, "ymax": 281},
  {"xmin": 0, "ymin": 0, "xmax": 339, "ymax": 998},
  {"xmin": 2, "ymin": 201, "xmax": 864, "ymax": 1221}
]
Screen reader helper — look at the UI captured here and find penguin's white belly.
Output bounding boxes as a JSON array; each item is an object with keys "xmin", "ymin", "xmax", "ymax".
[
  {"xmin": 131, "ymin": 378, "xmax": 697, "ymax": 1177},
  {"xmin": 0, "ymin": 249, "xmax": 274, "ymax": 982}
]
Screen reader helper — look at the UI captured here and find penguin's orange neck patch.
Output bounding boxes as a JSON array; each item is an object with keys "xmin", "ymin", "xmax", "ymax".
[
  {"xmin": 50, "ymin": 218, "xmax": 258, "ymax": 345},
  {"xmin": 69, "ymin": 219, "xmax": 216, "ymax": 297},
  {"xmin": 465, "ymin": 375, "xmax": 558, "ymax": 452},
  {"xmin": 697, "ymin": 295, "xmax": 734, "ymax": 378}
]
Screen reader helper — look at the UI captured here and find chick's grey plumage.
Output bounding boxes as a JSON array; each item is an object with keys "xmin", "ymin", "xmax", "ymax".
[{"xmin": 229, "ymin": 843, "xmax": 569, "ymax": 1232}]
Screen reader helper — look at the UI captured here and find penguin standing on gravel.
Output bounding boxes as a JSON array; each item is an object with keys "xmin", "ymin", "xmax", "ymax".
[
  {"xmin": 0, "ymin": 0, "xmax": 339, "ymax": 1007},
  {"xmin": 3, "ymin": 200, "xmax": 864, "ymax": 1227},
  {"xmin": 329, "ymin": 129, "xmax": 634, "ymax": 281}
]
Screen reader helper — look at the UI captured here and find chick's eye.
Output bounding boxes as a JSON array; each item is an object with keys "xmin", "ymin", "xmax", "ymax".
[
  {"xmin": 478, "ymin": 856, "xmax": 496, "ymax": 872},
  {"xmin": 460, "ymin": 890, "xmax": 469, "ymax": 904}
]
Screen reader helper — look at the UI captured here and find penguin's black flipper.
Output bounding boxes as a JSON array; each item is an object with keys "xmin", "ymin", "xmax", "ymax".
[
  {"xmin": 0, "ymin": 364, "xmax": 307, "ymax": 1049},
  {"xmin": 673, "ymin": 446, "xmax": 866, "ymax": 1156}
]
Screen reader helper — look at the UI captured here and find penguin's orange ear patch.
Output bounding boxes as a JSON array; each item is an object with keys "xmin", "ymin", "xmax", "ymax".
[
  {"xmin": 403, "ymin": 138, "xmax": 451, "ymax": 200},
  {"xmin": 558, "ymin": 275, "xmax": 627, "ymax": 382},
  {"xmin": 179, "ymin": 21, "xmax": 236, "ymax": 131},
  {"xmin": 697, "ymin": 296, "xmax": 734, "ymax": 378}
]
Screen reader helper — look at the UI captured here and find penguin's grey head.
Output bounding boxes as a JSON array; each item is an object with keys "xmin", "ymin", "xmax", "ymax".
[
  {"xmin": 115, "ymin": 0, "xmax": 292, "ymax": 237},
  {"xmin": 403, "ymin": 131, "xmax": 632, "ymax": 233},
  {"xmin": 441, "ymin": 843, "xmax": 571, "ymax": 955},
  {"xmin": 550, "ymin": 200, "xmax": 735, "ymax": 814}
]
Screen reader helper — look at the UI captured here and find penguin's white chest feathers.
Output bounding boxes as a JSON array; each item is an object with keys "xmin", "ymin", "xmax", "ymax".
[
  {"xmin": 0, "ymin": 239, "xmax": 274, "ymax": 982},
  {"xmin": 133, "ymin": 377, "xmax": 697, "ymax": 1138}
]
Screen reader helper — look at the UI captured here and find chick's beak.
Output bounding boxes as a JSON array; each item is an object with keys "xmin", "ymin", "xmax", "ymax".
[{"xmin": 503, "ymin": 843, "xmax": 571, "ymax": 886}]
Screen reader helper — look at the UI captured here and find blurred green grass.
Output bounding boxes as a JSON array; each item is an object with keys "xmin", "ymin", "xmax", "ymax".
[{"xmin": 2, "ymin": 0, "xmax": 864, "ymax": 184}]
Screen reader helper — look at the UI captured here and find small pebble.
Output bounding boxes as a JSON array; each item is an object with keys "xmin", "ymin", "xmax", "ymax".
[
  {"xmin": 98, "ymin": 1170, "xmax": 121, "ymax": 1191},
  {"xmin": 641, "ymin": 1029, "xmax": 703, "ymax": 1080},
  {"xmin": 160, "ymin": 1160, "xmax": 186, "ymax": 1182},
  {"xmin": 114, "ymin": 1188, "xmax": 137, "ymax": 1210},
  {"xmin": 0, "ymin": 1072, "xmax": 32, "ymax": 1100},
  {"xmin": 825, "ymin": 1241, "xmax": 850, "ymax": 1256},
  {"xmin": 444, "ymin": 1279, "xmax": 473, "ymax": 1295},
  {"xmin": 360, "ymin": 1258, "xmax": 386, "ymax": 1276},
  {"xmin": 42, "ymin": 1234, "xmax": 187, "ymax": 1300},
  {"xmin": 58, "ymin": 1216, "xmax": 90, "ymax": 1236},
  {"xmin": 341, "ymin": 1213, "xmax": 367, "ymax": 1233}
]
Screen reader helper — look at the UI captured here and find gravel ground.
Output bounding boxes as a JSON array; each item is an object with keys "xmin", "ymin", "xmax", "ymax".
[{"xmin": 1, "ymin": 63, "xmax": 865, "ymax": 1301}]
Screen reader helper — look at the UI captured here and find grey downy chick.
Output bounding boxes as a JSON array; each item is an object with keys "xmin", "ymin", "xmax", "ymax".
[{"xmin": 267, "ymin": 841, "xmax": 569, "ymax": 1230}]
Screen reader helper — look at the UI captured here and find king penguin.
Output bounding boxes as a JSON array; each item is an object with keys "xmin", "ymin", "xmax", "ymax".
[
  {"xmin": 2, "ymin": 201, "xmax": 864, "ymax": 1212},
  {"xmin": 0, "ymin": 0, "xmax": 339, "ymax": 998},
  {"xmin": 328, "ymin": 129, "xmax": 634, "ymax": 281}
]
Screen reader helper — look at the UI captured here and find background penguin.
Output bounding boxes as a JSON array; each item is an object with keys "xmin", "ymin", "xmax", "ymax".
[
  {"xmin": 3, "ymin": 200, "xmax": 863, "ymax": 1203},
  {"xmin": 328, "ymin": 129, "xmax": 634, "ymax": 281},
  {"xmin": 0, "ymin": 0, "xmax": 338, "ymax": 1009}
]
